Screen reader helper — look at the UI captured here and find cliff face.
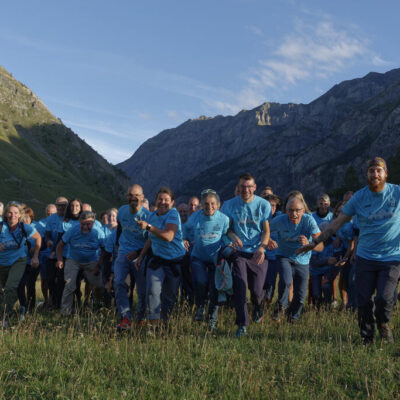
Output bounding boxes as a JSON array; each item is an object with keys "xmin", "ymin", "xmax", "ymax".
[
  {"xmin": 119, "ymin": 68, "xmax": 400, "ymax": 203},
  {"xmin": 0, "ymin": 65, "xmax": 129, "ymax": 214}
]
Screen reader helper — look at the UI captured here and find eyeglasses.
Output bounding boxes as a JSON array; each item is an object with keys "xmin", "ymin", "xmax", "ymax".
[
  {"xmin": 239, "ymin": 185, "xmax": 255, "ymax": 190},
  {"xmin": 287, "ymin": 208, "xmax": 304, "ymax": 214}
]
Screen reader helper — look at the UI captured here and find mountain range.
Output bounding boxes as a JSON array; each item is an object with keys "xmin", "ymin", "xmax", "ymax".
[
  {"xmin": 0, "ymin": 65, "xmax": 129, "ymax": 216},
  {"xmin": 118, "ymin": 68, "xmax": 400, "ymax": 205}
]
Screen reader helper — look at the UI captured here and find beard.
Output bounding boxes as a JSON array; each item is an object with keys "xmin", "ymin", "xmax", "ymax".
[{"xmin": 367, "ymin": 175, "xmax": 387, "ymax": 192}]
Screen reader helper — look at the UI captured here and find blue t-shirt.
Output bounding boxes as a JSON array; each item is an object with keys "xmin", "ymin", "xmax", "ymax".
[
  {"xmin": 270, "ymin": 213, "xmax": 320, "ymax": 265},
  {"xmin": 148, "ymin": 208, "xmax": 186, "ymax": 260},
  {"xmin": 62, "ymin": 225, "xmax": 105, "ymax": 263},
  {"xmin": 0, "ymin": 222, "xmax": 36, "ymax": 266},
  {"xmin": 309, "ymin": 242, "xmax": 335, "ymax": 276},
  {"xmin": 117, "ymin": 205, "xmax": 150, "ymax": 255},
  {"xmin": 221, "ymin": 195, "xmax": 271, "ymax": 254},
  {"xmin": 183, "ymin": 210, "xmax": 229, "ymax": 262},
  {"xmin": 37, "ymin": 218, "xmax": 52, "ymax": 264},
  {"xmin": 45, "ymin": 213, "xmax": 64, "ymax": 251},
  {"xmin": 312, "ymin": 211, "xmax": 333, "ymax": 227},
  {"xmin": 342, "ymin": 183, "xmax": 400, "ymax": 261},
  {"xmin": 337, "ymin": 222, "xmax": 354, "ymax": 251},
  {"xmin": 57, "ymin": 219, "xmax": 80, "ymax": 258},
  {"xmin": 105, "ymin": 229, "xmax": 117, "ymax": 272}
]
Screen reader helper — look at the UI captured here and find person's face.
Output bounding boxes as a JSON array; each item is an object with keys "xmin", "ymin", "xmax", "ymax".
[
  {"xmin": 108, "ymin": 211, "xmax": 117, "ymax": 225},
  {"xmin": 101, "ymin": 214, "xmax": 109, "ymax": 226},
  {"xmin": 46, "ymin": 206, "xmax": 57, "ymax": 216},
  {"xmin": 317, "ymin": 198, "xmax": 330, "ymax": 213},
  {"xmin": 70, "ymin": 200, "xmax": 81, "ymax": 217},
  {"xmin": 80, "ymin": 218, "xmax": 94, "ymax": 233},
  {"xmin": 188, "ymin": 198, "xmax": 199, "ymax": 215},
  {"xmin": 268, "ymin": 200, "xmax": 277, "ymax": 215},
  {"xmin": 203, "ymin": 196, "xmax": 218, "ymax": 217},
  {"xmin": 261, "ymin": 189, "xmax": 273, "ymax": 198},
  {"xmin": 7, "ymin": 206, "xmax": 20, "ymax": 226},
  {"xmin": 286, "ymin": 198, "xmax": 305, "ymax": 225},
  {"xmin": 177, "ymin": 206, "xmax": 188, "ymax": 223},
  {"xmin": 127, "ymin": 187, "xmax": 144, "ymax": 208},
  {"xmin": 156, "ymin": 193, "xmax": 174, "ymax": 215},
  {"xmin": 0, "ymin": 205, "xmax": 3, "ymax": 216},
  {"xmin": 238, "ymin": 179, "xmax": 256, "ymax": 202},
  {"xmin": 56, "ymin": 200, "xmax": 68, "ymax": 216},
  {"xmin": 367, "ymin": 166, "xmax": 387, "ymax": 191}
]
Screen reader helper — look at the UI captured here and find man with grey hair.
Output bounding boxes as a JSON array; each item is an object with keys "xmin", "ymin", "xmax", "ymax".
[{"xmin": 56, "ymin": 211, "xmax": 105, "ymax": 315}]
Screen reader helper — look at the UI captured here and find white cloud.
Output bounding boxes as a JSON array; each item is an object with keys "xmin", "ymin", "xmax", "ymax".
[
  {"xmin": 371, "ymin": 55, "xmax": 392, "ymax": 67},
  {"xmin": 246, "ymin": 25, "xmax": 263, "ymax": 37}
]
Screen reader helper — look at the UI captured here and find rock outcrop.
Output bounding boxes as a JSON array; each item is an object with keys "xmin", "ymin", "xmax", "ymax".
[{"xmin": 118, "ymin": 68, "xmax": 400, "ymax": 203}]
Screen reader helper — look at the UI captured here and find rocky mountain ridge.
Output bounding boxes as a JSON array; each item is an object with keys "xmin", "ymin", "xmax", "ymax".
[{"xmin": 118, "ymin": 68, "xmax": 400, "ymax": 203}]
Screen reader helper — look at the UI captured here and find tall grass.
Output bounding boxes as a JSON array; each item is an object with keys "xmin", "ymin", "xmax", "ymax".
[{"xmin": 0, "ymin": 301, "xmax": 399, "ymax": 400}]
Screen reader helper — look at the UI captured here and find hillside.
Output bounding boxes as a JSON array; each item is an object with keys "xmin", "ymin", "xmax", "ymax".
[
  {"xmin": 118, "ymin": 68, "xmax": 400, "ymax": 204},
  {"xmin": 0, "ymin": 65, "xmax": 129, "ymax": 216}
]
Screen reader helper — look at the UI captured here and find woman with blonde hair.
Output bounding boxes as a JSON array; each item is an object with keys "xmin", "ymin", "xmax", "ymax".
[{"xmin": 0, "ymin": 202, "xmax": 41, "ymax": 326}]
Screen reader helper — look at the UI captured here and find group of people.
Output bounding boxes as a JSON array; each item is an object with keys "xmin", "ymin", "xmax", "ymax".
[{"xmin": 0, "ymin": 156, "xmax": 399, "ymax": 344}]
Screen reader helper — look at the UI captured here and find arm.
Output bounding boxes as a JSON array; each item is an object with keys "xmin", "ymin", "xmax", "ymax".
[
  {"xmin": 252, "ymin": 220, "xmax": 270, "ymax": 265},
  {"xmin": 55, "ymin": 241, "xmax": 65, "ymax": 269},
  {"xmin": 30, "ymin": 231, "xmax": 42, "ymax": 268},
  {"xmin": 297, "ymin": 213, "xmax": 351, "ymax": 254},
  {"xmin": 137, "ymin": 221, "xmax": 177, "ymax": 242},
  {"xmin": 136, "ymin": 238, "xmax": 152, "ymax": 269}
]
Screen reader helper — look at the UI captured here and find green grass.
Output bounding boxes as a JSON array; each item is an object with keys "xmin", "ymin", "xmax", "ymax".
[{"xmin": 1, "ymin": 301, "xmax": 400, "ymax": 399}]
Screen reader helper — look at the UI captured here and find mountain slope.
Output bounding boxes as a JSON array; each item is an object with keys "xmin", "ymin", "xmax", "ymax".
[
  {"xmin": 118, "ymin": 68, "xmax": 400, "ymax": 203},
  {"xmin": 0, "ymin": 65, "xmax": 129, "ymax": 215}
]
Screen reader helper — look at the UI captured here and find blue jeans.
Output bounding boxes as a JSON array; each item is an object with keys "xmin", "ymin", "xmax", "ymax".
[
  {"xmin": 114, "ymin": 252, "xmax": 146, "ymax": 321},
  {"xmin": 191, "ymin": 257, "xmax": 219, "ymax": 322},
  {"xmin": 356, "ymin": 256, "xmax": 400, "ymax": 340},
  {"xmin": 146, "ymin": 261, "xmax": 181, "ymax": 321},
  {"xmin": 277, "ymin": 257, "xmax": 309, "ymax": 320},
  {"xmin": 264, "ymin": 259, "xmax": 279, "ymax": 301}
]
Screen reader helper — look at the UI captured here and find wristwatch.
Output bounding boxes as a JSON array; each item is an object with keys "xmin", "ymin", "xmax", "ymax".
[{"xmin": 146, "ymin": 224, "xmax": 152, "ymax": 232}]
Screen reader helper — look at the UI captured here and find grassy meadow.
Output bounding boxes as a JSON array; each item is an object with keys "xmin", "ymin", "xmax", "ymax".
[{"xmin": 1, "ymin": 290, "xmax": 400, "ymax": 400}]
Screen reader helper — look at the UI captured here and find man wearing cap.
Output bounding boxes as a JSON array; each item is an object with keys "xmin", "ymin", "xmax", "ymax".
[{"xmin": 299, "ymin": 157, "xmax": 400, "ymax": 344}]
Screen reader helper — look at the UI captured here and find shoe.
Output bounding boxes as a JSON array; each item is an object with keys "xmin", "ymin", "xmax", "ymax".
[
  {"xmin": 208, "ymin": 320, "xmax": 217, "ymax": 332},
  {"xmin": 272, "ymin": 305, "xmax": 285, "ymax": 322},
  {"xmin": 19, "ymin": 306, "xmax": 26, "ymax": 322},
  {"xmin": 330, "ymin": 300, "xmax": 338, "ymax": 309},
  {"xmin": 235, "ymin": 325, "xmax": 247, "ymax": 338},
  {"xmin": 116, "ymin": 317, "xmax": 131, "ymax": 331},
  {"xmin": 194, "ymin": 307, "xmax": 204, "ymax": 322},
  {"xmin": 252, "ymin": 306, "xmax": 263, "ymax": 324},
  {"xmin": 378, "ymin": 323, "xmax": 394, "ymax": 344}
]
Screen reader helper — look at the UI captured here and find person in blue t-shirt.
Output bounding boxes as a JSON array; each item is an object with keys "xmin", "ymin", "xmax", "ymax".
[
  {"xmin": 312, "ymin": 193, "xmax": 334, "ymax": 227},
  {"xmin": 183, "ymin": 189, "xmax": 236, "ymax": 330},
  {"xmin": 44, "ymin": 196, "xmax": 68, "ymax": 309},
  {"xmin": 299, "ymin": 158, "xmax": 400, "ymax": 344},
  {"xmin": 269, "ymin": 193, "xmax": 322, "ymax": 322},
  {"xmin": 136, "ymin": 187, "xmax": 186, "ymax": 327},
  {"xmin": 0, "ymin": 202, "xmax": 41, "ymax": 325},
  {"xmin": 0, "ymin": 202, "xmax": 3, "ymax": 222},
  {"xmin": 114, "ymin": 185, "xmax": 150, "ymax": 331},
  {"xmin": 263, "ymin": 194, "xmax": 282, "ymax": 305},
  {"xmin": 56, "ymin": 211, "xmax": 105, "ymax": 316},
  {"xmin": 221, "ymin": 173, "xmax": 271, "ymax": 338}
]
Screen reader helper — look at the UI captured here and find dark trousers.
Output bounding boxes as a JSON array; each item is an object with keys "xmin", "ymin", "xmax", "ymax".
[
  {"xmin": 47, "ymin": 258, "xmax": 65, "ymax": 309},
  {"xmin": 356, "ymin": 256, "xmax": 400, "ymax": 340},
  {"xmin": 232, "ymin": 252, "xmax": 268, "ymax": 326},
  {"xmin": 17, "ymin": 264, "xmax": 41, "ymax": 311}
]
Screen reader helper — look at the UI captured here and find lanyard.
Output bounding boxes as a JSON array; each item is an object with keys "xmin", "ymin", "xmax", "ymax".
[{"xmin": 6, "ymin": 222, "xmax": 24, "ymax": 249}]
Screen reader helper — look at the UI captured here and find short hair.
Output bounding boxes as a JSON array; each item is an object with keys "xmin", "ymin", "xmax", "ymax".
[
  {"xmin": 317, "ymin": 193, "xmax": 331, "ymax": 204},
  {"xmin": 3, "ymin": 202, "xmax": 25, "ymax": 223},
  {"xmin": 155, "ymin": 187, "xmax": 174, "ymax": 202},
  {"xmin": 80, "ymin": 211, "xmax": 96, "ymax": 221},
  {"xmin": 265, "ymin": 194, "xmax": 281, "ymax": 206},
  {"xmin": 24, "ymin": 207, "xmax": 35, "ymax": 221},
  {"xmin": 127, "ymin": 184, "xmax": 143, "ymax": 196},
  {"xmin": 239, "ymin": 172, "xmax": 255, "ymax": 183},
  {"xmin": 201, "ymin": 190, "xmax": 221, "ymax": 205}
]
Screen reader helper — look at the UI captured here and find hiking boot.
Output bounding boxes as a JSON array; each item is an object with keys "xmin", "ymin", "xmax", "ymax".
[
  {"xmin": 252, "ymin": 305, "xmax": 263, "ymax": 324},
  {"xmin": 194, "ymin": 307, "xmax": 204, "ymax": 322},
  {"xmin": 235, "ymin": 325, "xmax": 247, "ymax": 338},
  {"xmin": 272, "ymin": 305, "xmax": 285, "ymax": 322},
  {"xmin": 378, "ymin": 323, "xmax": 394, "ymax": 344},
  {"xmin": 116, "ymin": 317, "xmax": 131, "ymax": 331}
]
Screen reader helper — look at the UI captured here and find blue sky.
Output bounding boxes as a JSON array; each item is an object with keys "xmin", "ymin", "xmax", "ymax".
[{"xmin": 1, "ymin": 0, "xmax": 399, "ymax": 164}]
